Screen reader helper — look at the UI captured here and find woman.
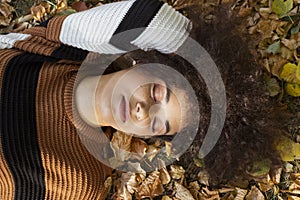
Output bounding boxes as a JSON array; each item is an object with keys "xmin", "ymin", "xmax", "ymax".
[{"xmin": 0, "ymin": 0, "xmax": 200, "ymax": 199}]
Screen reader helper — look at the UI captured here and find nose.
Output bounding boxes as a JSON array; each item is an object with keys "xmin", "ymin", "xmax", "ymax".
[{"xmin": 135, "ymin": 102, "xmax": 148, "ymax": 121}]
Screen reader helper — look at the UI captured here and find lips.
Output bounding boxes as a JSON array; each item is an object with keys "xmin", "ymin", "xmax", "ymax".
[{"xmin": 119, "ymin": 96, "xmax": 128, "ymax": 123}]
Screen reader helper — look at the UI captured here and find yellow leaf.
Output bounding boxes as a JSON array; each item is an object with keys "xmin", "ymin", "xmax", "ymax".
[
  {"xmin": 286, "ymin": 83, "xmax": 300, "ymax": 97},
  {"xmin": 272, "ymin": 0, "xmax": 293, "ymax": 18},
  {"xmin": 274, "ymin": 135, "xmax": 300, "ymax": 161},
  {"xmin": 280, "ymin": 63, "xmax": 300, "ymax": 84}
]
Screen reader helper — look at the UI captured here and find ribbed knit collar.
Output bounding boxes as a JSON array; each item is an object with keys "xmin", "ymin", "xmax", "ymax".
[
  {"xmin": 63, "ymin": 73, "xmax": 113, "ymax": 164},
  {"xmin": 64, "ymin": 74, "xmax": 105, "ymax": 141}
]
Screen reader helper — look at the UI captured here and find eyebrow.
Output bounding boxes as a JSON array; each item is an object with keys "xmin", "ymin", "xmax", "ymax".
[{"xmin": 164, "ymin": 120, "xmax": 170, "ymax": 135}]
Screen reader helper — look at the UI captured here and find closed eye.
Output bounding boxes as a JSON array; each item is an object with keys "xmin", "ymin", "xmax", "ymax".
[{"xmin": 151, "ymin": 83, "xmax": 167, "ymax": 103}]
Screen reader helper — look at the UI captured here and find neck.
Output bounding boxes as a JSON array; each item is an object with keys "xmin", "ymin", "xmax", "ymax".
[{"xmin": 75, "ymin": 76, "xmax": 99, "ymax": 127}]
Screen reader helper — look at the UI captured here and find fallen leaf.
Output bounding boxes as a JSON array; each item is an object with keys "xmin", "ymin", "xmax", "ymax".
[
  {"xmin": 146, "ymin": 145, "xmax": 160, "ymax": 161},
  {"xmin": 247, "ymin": 159, "xmax": 271, "ymax": 177},
  {"xmin": 246, "ymin": 186, "xmax": 265, "ymax": 200},
  {"xmin": 280, "ymin": 63, "xmax": 300, "ymax": 84},
  {"xmin": 136, "ymin": 171, "xmax": 164, "ymax": 199},
  {"xmin": 198, "ymin": 169, "xmax": 210, "ymax": 186},
  {"xmin": 165, "ymin": 141, "xmax": 172, "ymax": 157},
  {"xmin": 272, "ymin": 0, "xmax": 293, "ymax": 18},
  {"xmin": 267, "ymin": 78, "xmax": 281, "ymax": 97},
  {"xmin": 280, "ymin": 46, "xmax": 294, "ymax": 60},
  {"xmin": 31, "ymin": 5, "xmax": 46, "ymax": 21},
  {"xmin": 234, "ymin": 188, "xmax": 248, "ymax": 200},
  {"xmin": 131, "ymin": 138, "xmax": 147, "ymax": 159},
  {"xmin": 267, "ymin": 41, "xmax": 281, "ymax": 54},
  {"xmin": 282, "ymin": 39, "xmax": 298, "ymax": 50},
  {"xmin": 271, "ymin": 168, "xmax": 283, "ymax": 184},
  {"xmin": 174, "ymin": 182, "xmax": 195, "ymax": 200},
  {"xmin": 159, "ymin": 165, "xmax": 171, "ymax": 185},
  {"xmin": 286, "ymin": 83, "xmax": 300, "ymax": 96},
  {"xmin": 274, "ymin": 135, "xmax": 300, "ymax": 161},
  {"xmin": 189, "ymin": 181, "xmax": 201, "ymax": 199},
  {"xmin": 162, "ymin": 196, "xmax": 173, "ymax": 200},
  {"xmin": 0, "ymin": 2, "xmax": 14, "ymax": 26},
  {"xmin": 110, "ymin": 131, "xmax": 132, "ymax": 161},
  {"xmin": 169, "ymin": 165, "xmax": 185, "ymax": 180},
  {"xmin": 259, "ymin": 7, "xmax": 272, "ymax": 19},
  {"xmin": 72, "ymin": 1, "xmax": 88, "ymax": 12},
  {"xmin": 120, "ymin": 172, "xmax": 145, "ymax": 194}
]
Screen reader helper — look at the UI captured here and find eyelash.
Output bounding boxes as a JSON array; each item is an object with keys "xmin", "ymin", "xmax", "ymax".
[{"xmin": 151, "ymin": 84, "xmax": 157, "ymax": 102}]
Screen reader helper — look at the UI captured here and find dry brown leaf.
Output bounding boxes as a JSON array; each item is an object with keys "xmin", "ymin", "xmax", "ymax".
[
  {"xmin": 131, "ymin": 138, "xmax": 147, "ymax": 159},
  {"xmin": 238, "ymin": 4, "xmax": 253, "ymax": 17},
  {"xmin": 40, "ymin": 1, "xmax": 51, "ymax": 13},
  {"xmin": 281, "ymin": 46, "xmax": 294, "ymax": 60},
  {"xmin": 72, "ymin": 1, "xmax": 88, "ymax": 12},
  {"xmin": 174, "ymin": 182, "xmax": 195, "ymax": 200},
  {"xmin": 198, "ymin": 169, "xmax": 210, "ymax": 186},
  {"xmin": 271, "ymin": 167, "xmax": 282, "ymax": 184},
  {"xmin": 245, "ymin": 186, "xmax": 265, "ymax": 200},
  {"xmin": 116, "ymin": 181, "xmax": 132, "ymax": 200},
  {"xmin": 31, "ymin": 5, "xmax": 46, "ymax": 21},
  {"xmin": 189, "ymin": 181, "xmax": 201, "ymax": 199},
  {"xmin": 165, "ymin": 141, "xmax": 172, "ymax": 157},
  {"xmin": 162, "ymin": 196, "xmax": 173, "ymax": 200},
  {"xmin": 257, "ymin": 19, "xmax": 274, "ymax": 39},
  {"xmin": 110, "ymin": 131, "xmax": 132, "ymax": 161},
  {"xmin": 287, "ymin": 195, "xmax": 300, "ymax": 200},
  {"xmin": 0, "ymin": 2, "xmax": 13, "ymax": 26},
  {"xmin": 170, "ymin": 165, "xmax": 185, "ymax": 180},
  {"xmin": 146, "ymin": 144, "xmax": 160, "ymax": 161},
  {"xmin": 257, "ymin": 175, "xmax": 274, "ymax": 193},
  {"xmin": 172, "ymin": 0, "xmax": 200, "ymax": 10},
  {"xmin": 234, "ymin": 187, "xmax": 248, "ymax": 200},
  {"xmin": 259, "ymin": 7, "xmax": 272, "ymax": 19},
  {"xmin": 282, "ymin": 39, "xmax": 298, "ymax": 50},
  {"xmin": 136, "ymin": 171, "xmax": 164, "ymax": 199},
  {"xmin": 268, "ymin": 55, "xmax": 288, "ymax": 77},
  {"xmin": 160, "ymin": 165, "xmax": 171, "ymax": 185},
  {"xmin": 56, "ymin": 0, "xmax": 67, "ymax": 11},
  {"xmin": 120, "ymin": 172, "xmax": 145, "ymax": 194}
]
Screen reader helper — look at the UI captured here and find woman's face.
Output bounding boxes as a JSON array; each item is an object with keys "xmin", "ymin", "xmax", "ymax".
[{"xmin": 95, "ymin": 67, "xmax": 182, "ymax": 137}]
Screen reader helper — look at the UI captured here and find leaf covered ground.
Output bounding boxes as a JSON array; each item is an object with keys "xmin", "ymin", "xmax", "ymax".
[{"xmin": 0, "ymin": 0, "xmax": 300, "ymax": 199}]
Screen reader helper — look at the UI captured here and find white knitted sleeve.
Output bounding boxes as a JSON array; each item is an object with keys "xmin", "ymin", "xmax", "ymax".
[
  {"xmin": 59, "ymin": 0, "xmax": 191, "ymax": 54},
  {"xmin": 59, "ymin": 0, "xmax": 135, "ymax": 54},
  {"xmin": 0, "ymin": 33, "xmax": 31, "ymax": 49},
  {"xmin": 131, "ymin": 3, "xmax": 192, "ymax": 53}
]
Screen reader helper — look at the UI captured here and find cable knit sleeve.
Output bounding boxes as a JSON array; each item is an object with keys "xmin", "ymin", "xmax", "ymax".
[{"xmin": 0, "ymin": 0, "xmax": 191, "ymax": 54}]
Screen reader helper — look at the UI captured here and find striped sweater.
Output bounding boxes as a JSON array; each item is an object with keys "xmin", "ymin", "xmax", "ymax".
[{"xmin": 0, "ymin": 0, "xmax": 191, "ymax": 199}]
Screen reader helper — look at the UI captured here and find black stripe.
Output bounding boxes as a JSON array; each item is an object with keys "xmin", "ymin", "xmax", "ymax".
[
  {"xmin": 51, "ymin": 44, "xmax": 88, "ymax": 61},
  {"xmin": 0, "ymin": 53, "xmax": 55, "ymax": 200},
  {"xmin": 110, "ymin": 0, "xmax": 164, "ymax": 51}
]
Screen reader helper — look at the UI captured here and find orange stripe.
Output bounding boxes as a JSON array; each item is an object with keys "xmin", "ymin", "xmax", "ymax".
[
  {"xmin": 36, "ymin": 62, "xmax": 111, "ymax": 199},
  {"xmin": 0, "ymin": 49, "xmax": 23, "ymax": 200},
  {"xmin": 23, "ymin": 26, "xmax": 47, "ymax": 38},
  {"xmin": 46, "ymin": 16, "xmax": 68, "ymax": 42},
  {"xmin": 14, "ymin": 36, "xmax": 60, "ymax": 56}
]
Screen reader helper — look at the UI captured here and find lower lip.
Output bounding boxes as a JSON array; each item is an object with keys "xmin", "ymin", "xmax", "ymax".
[{"xmin": 119, "ymin": 96, "xmax": 128, "ymax": 123}]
